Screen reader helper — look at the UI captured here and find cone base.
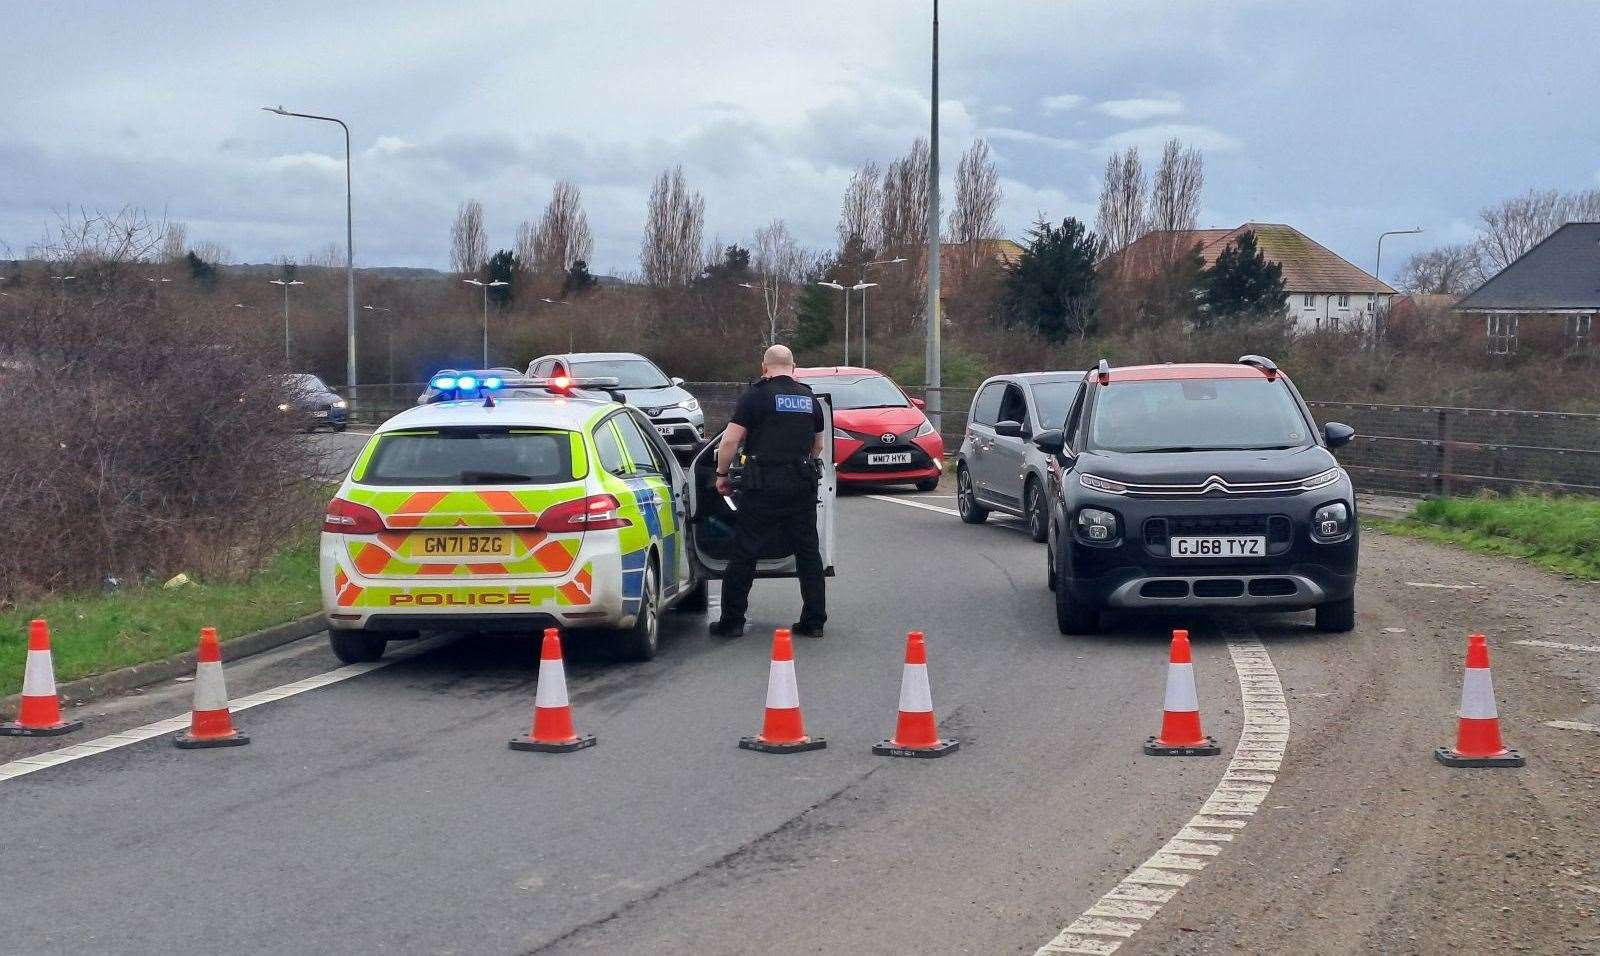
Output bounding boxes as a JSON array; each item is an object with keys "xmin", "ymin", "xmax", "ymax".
[
  {"xmin": 0, "ymin": 718, "xmax": 83, "ymax": 737},
  {"xmin": 873, "ymin": 738, "xmax": 959, "ymax": 758},
  {"xmin": 1434, "ymin": 745, "xmax": 1524, "ymax": 768},
  {"xmin": 510, "ymin": 733, "xmax": 596, "ymax": 753},
  {"xmin": 739, "ymin": 735, "xmax": 826, "ymax": 754},
  {"xmin": 1144, "ymin": 735, "xmax": 1220, "ymax": 756},
  {"xmin": 174, "ymin": 731, "xmax": 249, "ymax": 749}
]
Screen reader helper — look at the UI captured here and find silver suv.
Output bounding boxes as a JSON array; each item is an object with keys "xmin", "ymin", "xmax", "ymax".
[
  {"xmin": 527, "ymin": 352, "xmax": 705, "ymax": 455},
  {"xmin": 956, "ymin": 371, "xmax": 1083, "ymax": 542}
]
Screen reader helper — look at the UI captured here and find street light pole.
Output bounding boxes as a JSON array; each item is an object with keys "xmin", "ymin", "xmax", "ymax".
[
  {"xmin": 852, "ymin": 282, "xmax": 879, "ymax": 367},
  {"xmin": 363, "ymin": 304, "xmax": 392, "ymax": 383},
  {"xmin": 817, "ymin": 281, "xmax": 851, "ymax": 364},
  {"xmin": 269, "ymin": 278, "xmax": 304, "ymax": 366},
  {"xmin": 1375, "ymin": 227, "xmax": 1423, "ymax": 338},
  {"xmin": 924, "ymin": 0, "xmax": 942, "ymax": 428},
  {"xmin": 464, "ymin": 278, "xmax": 510, "ymax": 366},
  {"xmin": 541, "ymin": 298, "xmax": 573, "ymax": 351},
  {"xmin": 262, "ymin": 105, "xmax": 357, "ymax": 387}
]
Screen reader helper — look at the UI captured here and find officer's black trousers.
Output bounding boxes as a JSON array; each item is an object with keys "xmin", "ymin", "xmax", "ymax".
[{"xmin": 719, "ymin": 491, "xmax": 826, "ymax": 628}]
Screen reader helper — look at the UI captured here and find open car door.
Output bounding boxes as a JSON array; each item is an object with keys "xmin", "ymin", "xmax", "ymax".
[{"xmin": 686, "ymin": 395, "xmax": 836, "ymax": 578}]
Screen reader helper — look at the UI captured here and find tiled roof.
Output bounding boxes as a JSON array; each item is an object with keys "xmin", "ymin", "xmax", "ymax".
[
  {"xmin": 1120, "ymin": 222, "xmax": 1395, "ymax": 295},
  {"xmin": 1455, "ymin": 222, "xmax": 1600, "ymax": 311}
]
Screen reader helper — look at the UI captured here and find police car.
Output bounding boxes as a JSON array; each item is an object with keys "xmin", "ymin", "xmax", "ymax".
[{"xmin": 320, "ymin": 371, "xmax": 836, "ymax": 663}]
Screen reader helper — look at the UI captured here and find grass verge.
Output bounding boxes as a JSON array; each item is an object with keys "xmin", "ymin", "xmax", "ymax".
[
  {"xmin": 0, "ymin": 538, "xmax": 320, "ymax": 694},
  {"xmin": 1371, "ymin": 493, "xmax": 1600, "ymax": 581}
]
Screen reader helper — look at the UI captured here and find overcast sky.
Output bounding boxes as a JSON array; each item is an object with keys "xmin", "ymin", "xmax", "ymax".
[{"xmin": 5, "ymin": 1, "xmax": 1598, "ymax": 283}]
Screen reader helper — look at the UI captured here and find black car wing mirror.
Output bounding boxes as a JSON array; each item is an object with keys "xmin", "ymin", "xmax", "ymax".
[
  {"xmin": 994, "ymin": 419, "xmax": 1028, "ymax": 439},
  {"xmin": 1324, "ymin": 421, "xmax": 1355, "ymax": 449},
  {"xmin": 1032, "ymin": 428, "xmax": 1066, "ymax": 455}
]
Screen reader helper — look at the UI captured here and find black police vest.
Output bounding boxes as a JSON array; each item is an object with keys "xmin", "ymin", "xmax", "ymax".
[{"xmin": 745, "ymin": 376, "xmax": 817, "ymax": 461}]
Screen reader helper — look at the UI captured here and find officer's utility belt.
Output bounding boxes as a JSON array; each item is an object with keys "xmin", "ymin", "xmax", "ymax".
[{"xmin": 737, "ymin": 455, "xmax": 821, "ymax": 492}]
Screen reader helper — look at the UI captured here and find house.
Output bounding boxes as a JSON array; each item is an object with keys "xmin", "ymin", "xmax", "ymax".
[
  {"xmin": 1118, "ymin": 222, "xmax": 1395, "ymax": 332},
  {"xmin": 1454, "ymin": 221, "xmax": 1599, "ymax": 355}
]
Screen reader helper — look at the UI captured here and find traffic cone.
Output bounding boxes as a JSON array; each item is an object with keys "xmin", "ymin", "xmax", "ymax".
[
  {"xmin": 739, "ymin": 629, "xmax": 826, "ymax": 754},
  {"xmin": 1435, "ymin": 633, "xmax": 1524, "ymax": 767},
  {"xmin": 0, "ymin": 619, "xmax": 83, "ymax": 737},
  {"xmin": 874, "ymin": 631, "xmax": 958, "ymax": 758},
  {"xmin": 174, "ymin": 627, "xmax": 249, "ymax": 749},
  {"xmin": 510, "ymin": 628, "xmax": 596, "ymax": 753},
  {"xmin": 1144, "ymin": 629, "xmax": 1219, "ymax": 756}
]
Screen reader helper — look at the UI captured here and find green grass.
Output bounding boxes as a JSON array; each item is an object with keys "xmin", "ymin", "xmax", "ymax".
[
  {"xmin": 1372, "ymin": 493, "xmax": 1600, "ymax": 580},
  {"xmin": 0, "ymin": 539, "xmax": 321, "ymax": 695}
]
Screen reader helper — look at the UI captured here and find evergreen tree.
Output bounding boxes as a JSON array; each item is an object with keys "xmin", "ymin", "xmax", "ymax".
[
  {"xmin": 563, "ymin": 258, "xmax": 598, "ymax": 296},
  {"xmin": 1198, "ymin": 231, "xmax": 1287, "ymax": 326},
  {"xmin": 486, "ymin": 249, "xmax": 517, "ymax": 306},
  {"xmin": 1004, "ymin": 217, "xmax": 1101, "ymax": 340},
  {"xmin": 791, "ymin": 283, "xmax": 834, "ymax": 351},
  {"xmin": 184, "ymin": 250, "xmax": 218, "ymax": 289},
  {"xmin": 697, "ymin": 244, "xmax": 754, "ymax": 286}
]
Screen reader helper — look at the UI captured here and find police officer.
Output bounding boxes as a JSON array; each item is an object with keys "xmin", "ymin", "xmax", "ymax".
[{"xmin": 708, "ymin": 345, "xmax": 826, "ymax": 638}]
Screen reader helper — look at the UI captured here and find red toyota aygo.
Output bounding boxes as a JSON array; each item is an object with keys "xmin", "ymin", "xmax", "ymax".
[{"xmin": 794, "ymin": 366, "xmax": 944, "ymax": 491}]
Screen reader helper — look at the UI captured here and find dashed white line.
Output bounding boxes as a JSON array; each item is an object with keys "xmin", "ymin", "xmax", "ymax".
[
  {"xmin": 865, "ymin": 494, "xmax": 960, "ymax": 517},
  {"xmin": 1514, "ymin": 639, "xmax": 1600, "ymax": 654},
  {"xmin": 1544, "ymin": 720, "xmax": 1600, "ymax": 735},
  {"xmin": 0, "ymin": 636, "xmax": 443, "ymax": 784},
  {"xmin": 1035, "ymin": 636, "xmax": 1288, "ymax": 955}
]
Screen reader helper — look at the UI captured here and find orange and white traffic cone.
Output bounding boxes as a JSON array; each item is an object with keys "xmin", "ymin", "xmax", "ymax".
[
  {"xmin": 1144, "ymin": 629, "xmax": 1219, "ymax": 756},
  {"xmin": 510, "ymin": 628, "xmax": 596, "ymax": 753},
  {"xmin": 1, "ymin": 619, "xmax": 82, "ymax": 737},
  {"xmin": 739, "ymin": 628, "xmax": 826, "ymax": 754},
  {"xmin": 174, "ymin": 627, "xmax": 249, "ymax": 749},
  {"xmin": 874, "ymin": 631, "xmax": 958, "ymax": 758},
  {"xmin": 1435, "ymin": 633, "xmax": 1524, "ymax": 767}
]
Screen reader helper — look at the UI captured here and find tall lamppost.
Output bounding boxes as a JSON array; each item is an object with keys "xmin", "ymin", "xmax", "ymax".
[
  {"xmin": 857, "ymin": 256, "xmax": 906, "ymax": 367},
  {"xmin": 738, "ymin": 281, "xmax": 780, "ymax": 345},
  {"xmin": 261, "ymin": 105, "xmax": 357, "ymax": 387},
  {"xmin": 1375, "ymin": 227, "xmax": 1423, "ymax": 337},
  {"xmin": 924, "ymin": 0, "xmax": 943, "ymax": 428},
  {"xmin": 817, "ymin": 280, "xmax": 852, "ymax": 365},
  {"xmin": 463, "ymin": 278, "xmax": 510, "ymax": 367},
  {"xmin": 540, "ymin": 297, "xmax": 573, "ymax": 351},
  {"xmin": 269, "ymin": 278, "xmax": 304, "ymax": 366},
  {"xmin": 363, "ymin": 304, "xmax": 394, "ymax": 383}
]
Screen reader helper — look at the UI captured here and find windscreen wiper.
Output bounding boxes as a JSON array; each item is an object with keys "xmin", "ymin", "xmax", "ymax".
[{"xmin": 459, "ymin": 470, "xmax": 534, "ymax": 483}]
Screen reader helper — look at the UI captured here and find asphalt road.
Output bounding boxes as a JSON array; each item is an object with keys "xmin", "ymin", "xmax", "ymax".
[{"xmin": 2, "ymin": 471, "xmax": 1595, "ymax": 953}]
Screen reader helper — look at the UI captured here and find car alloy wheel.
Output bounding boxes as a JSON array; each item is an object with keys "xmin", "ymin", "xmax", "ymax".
[
  {"xmin": 1026, "ymin": 481, "xmax": 1047, "ymax": 543},
  {"xmin": 957, "ymin": 465, "xmax": 988, "ymax": 524}
]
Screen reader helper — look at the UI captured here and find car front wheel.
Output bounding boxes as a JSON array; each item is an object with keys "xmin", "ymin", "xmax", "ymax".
[
  {"xmin": 1315, "ymin": 595, "xmax": 1356, "ymax": 633},
  {"xmin": 956, "ymin": 465, "xmax": 988, "ymax": 525},
  {"xmin": 1053, "ymin": 541, "xmax": 1100, "ymax": 634},
  {"xmin": 1025, "ymin": 478, "xmax": 1048, "ymax": 543},
  {"xmin": 615, "ymin": 562, "xmax": 661, "ymax": 661},
  {"xmin": 330, "ymin": 631, "xmax": 388, "ymax": 664}
]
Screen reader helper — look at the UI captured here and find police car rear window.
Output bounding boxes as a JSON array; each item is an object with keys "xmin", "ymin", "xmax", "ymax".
[{"xmin": 360, "ymin": 428, "xmax": 578, "ymax": 485}]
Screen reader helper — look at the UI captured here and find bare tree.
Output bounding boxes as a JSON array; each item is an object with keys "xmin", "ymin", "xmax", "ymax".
[
  {"xmin": 1476, "ymin": 187, "xmax": 1600, "ymax": 274},
  {"xmin": 305, "ymin": 242, "xmax": 341, "ymax": 269},
  {"xmin": 1396, "ymin": 244, "xmax": 1484, "ymax": 296},
  {"xmin": 190, "ymin": 240, "xmax": 230, "ymax": 264},
  {"xmin": 640, "ymin": 167, "xmax": 706, "ymax": 287},
  {"xmin": 1094, "ymin": 146, "xmax": 1145, "ymax": 259},
  {"xmin": 880, "ymin": 138, "xmax": 930, "ymax": 252},
  {"xmin": 1147, "ymin": 139, "xmax": 1204, "ymax": 236},
  {"xmin": 837, "ymin": 161, "xmax": 883, "ymax": 255},
  {"xmin": 950, "ymin": 138, "xmax": 1003, "ymax": 266},
  {"xmin": 450, "ymin": 199, "xmax": 488, "ymax": 277},
  {"xmin": 160, "ymin": 222, "xmax": 188, "ymax": 263},
  {"xmin": 752, "ymin": 219, "xmax": 807, "ymax": 342},
  {"xmin": 518, "ymin": 181, "xmax": 594, "ymax": 280}
]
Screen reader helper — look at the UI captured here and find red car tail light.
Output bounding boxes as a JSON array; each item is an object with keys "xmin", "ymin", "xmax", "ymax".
[
  {"xmin": 536, "ymin": 494, "xmax": 632, "ymax": 533},
  {"xmin": 323, "ymin": 497, "xmax": 386, "ymax": 535}
]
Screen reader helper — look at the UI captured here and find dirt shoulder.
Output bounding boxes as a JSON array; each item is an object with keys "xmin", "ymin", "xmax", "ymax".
[{"xmin": 1124, "ymin": 528, "xmax": 1599, "ymax": 955}]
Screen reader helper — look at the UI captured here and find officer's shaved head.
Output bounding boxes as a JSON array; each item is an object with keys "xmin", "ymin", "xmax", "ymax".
[{"xmin": 762, "ymin": 345, "xmax": 796, "ymax": 374}]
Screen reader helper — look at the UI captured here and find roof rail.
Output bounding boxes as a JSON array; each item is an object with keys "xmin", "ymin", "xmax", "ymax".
[
  {"xmin": 1238, "ymin": 354, "xmax": 1279, "ymax": 378},
  {"xmin": 1095, "ymin": 358, "xmax": 1111, "ymax": 383}
]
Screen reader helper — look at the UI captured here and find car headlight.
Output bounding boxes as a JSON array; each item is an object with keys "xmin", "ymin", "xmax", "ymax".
[
  {"xmin": 1312, "ymin": 501, "xmax": 1351, "ymax": 540},
  {"xmin": 914, "ymin": 420, "xmax": 935, "ymax": 438},
  {"xmin": 832, "ymin": 428, "xmax": 852, "ymax": 440},
  {"xmin": 1079, "ymin": 473, "xmax": 1128, "ymax": 495},
  {"xmin": 1076, "ymin": 507, "xmax": 1120, "ymax": 543},
  {"xmin": 1301, "ymin": 467, "xmax": 1342, "ymax": 491},
  {"xmin": 277, "ymin": 403, "xmax": 292, "ymax": 412},
  {"xmin": 332, "ymin": 398, "xmax": 347, "ymax": 409},
  {"xmin": 678, "ymin": 398, "xmax": 700, "ymax": 413}
]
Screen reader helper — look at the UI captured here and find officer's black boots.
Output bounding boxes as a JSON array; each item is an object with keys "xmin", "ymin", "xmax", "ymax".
[
  {"xmin": 790, "ymin": 621, "xmax": 825, "ymax": 639},
  {"xmin": 708, "ymin": 619, "xmax": 746, "ymax": 639}
]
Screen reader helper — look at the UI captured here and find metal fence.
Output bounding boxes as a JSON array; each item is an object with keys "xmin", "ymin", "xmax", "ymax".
[{"xmin": 341, "ymin": 383, "xmax": 1600, "ymax": 498}]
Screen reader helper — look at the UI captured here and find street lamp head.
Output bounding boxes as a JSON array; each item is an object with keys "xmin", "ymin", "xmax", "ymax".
[
  {"xmin": 540, "ymin": 298, "xmax": 568, "ymax": 305},
  {"xmin": 262, "ymin": 105, "xmax": 289, "ymax": 115},
  {"xmin": 462, "ymin": 278, "xmax": 485, "ymax": 287},
  {"xmin": 488, "ymin": 280, "xmax": 509, "ymax": 288},
  {"xmin": 817, "ymin": 281, "xmax": 845, "ymax": 290},
  {"xmin": 851, "ymin": 282, "xmax": 879, "ymax": 291}
]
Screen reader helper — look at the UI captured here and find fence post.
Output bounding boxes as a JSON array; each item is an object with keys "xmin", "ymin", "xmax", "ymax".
[{"xmin": 1436, "ymin": 409, "xmax": 1453, "ymax": 497}]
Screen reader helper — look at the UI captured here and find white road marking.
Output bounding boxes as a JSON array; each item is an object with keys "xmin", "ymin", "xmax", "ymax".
[
  {"xmin": 1404, "ymin": 582, "xmax": 1478, "ymax": 590},
  {"xmin": 866, "ymin": 494, "xmax": 959, "ymax": 517},
  {"xmin": 1035, "ymin": 636, "xmax": 1287, "ymax": 956},
  {"xmin": 1544, "ymin": 720, "xmax": 1600, "ymax": 734},
  {"xmin": 0, "ymin": 636, "xmax": 444, "ymax": 785},
  {"xmin": 1514, "ymin": 639, "xmax": 1600, "ymax": 654}
]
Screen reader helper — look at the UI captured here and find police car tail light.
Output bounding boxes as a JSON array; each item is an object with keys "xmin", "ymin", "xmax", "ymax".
[
  {"xmin": 322, "ymin": 497, "xmax": 385, "ymax": 535},
  {"xmin": 536, "ymin": 494, "xmax": 632, "ymax": 533}
]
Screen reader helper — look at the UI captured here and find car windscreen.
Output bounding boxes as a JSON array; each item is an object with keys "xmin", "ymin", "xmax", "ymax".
[
  {"xmin": 287, "ymin": 373, "xmax": 329, "ymax": 393},
  {"xmin": 803, "ymin": 375, "xmax": 909, "ymax": 410},
  {"xmin": 359, "ymin": 428, "xmax": 578, "ymax": 485},
  {"xmin": 1087, "ymin": 378, "xmax": 1313, "ymax": 453},
  {"xmin": 570, "ymin": 360, "xmax": 671, "ymax": 389},
  {"xmin": 1030, "ymin": 381, "xmax": 1079, "ymax": 429}
]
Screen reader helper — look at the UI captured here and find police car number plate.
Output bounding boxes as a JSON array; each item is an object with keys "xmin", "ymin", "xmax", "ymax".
[
  {"xmin": 1171, "ymin": 535, "xmax": 1265, "ymax": 558},
  {"xmin": 867, "ymin": 452, "xmax": 913, "ymax": 465},
  {"xmin": 408, "ymin": 532, "xmax": 513, "ymax": 557}
]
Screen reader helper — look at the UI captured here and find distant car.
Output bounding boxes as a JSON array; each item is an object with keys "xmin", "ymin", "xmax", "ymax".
[
  {"xmin": 795, "ymin": 366, "xmax": 943, "ymax": 492},
  {"xmin": 956, "ymin": 371, "xmax": 1084, "ymax": 541},
  {"xmin": 279, "ymin": 373, "xmax": 347, "ymax": 431},
  {"xmin": 416, "ymin": 368, "xmax": 521, "ymax": 405},
  {"xmin": 527, "ymin": 353, "xmax": 704, "ymax": 455},
  {"xmin": 1038, "ymin": 356, "xmax": 1359, "ymax": 635}
]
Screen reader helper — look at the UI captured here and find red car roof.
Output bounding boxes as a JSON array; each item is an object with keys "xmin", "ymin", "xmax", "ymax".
[
  {"xmin": 1103, "ymin": 363, "xmax": 1274, "ymax": 383},
  {"xmin": 792, "ymin": 366, "xmax": 881, "ymax": 378}
]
